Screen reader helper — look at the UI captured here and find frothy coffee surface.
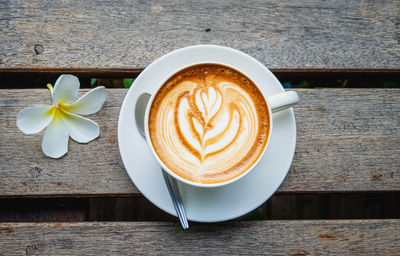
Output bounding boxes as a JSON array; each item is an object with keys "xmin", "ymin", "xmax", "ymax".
[{"xmin": 149, "ymin": 64, "xmax": 270, "ymax": 183}]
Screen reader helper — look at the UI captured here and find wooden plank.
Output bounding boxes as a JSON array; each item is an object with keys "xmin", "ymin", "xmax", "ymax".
[
  {"xmin": 0, "ymin": 220, "xmax": 399, "ymax": 255},
  {"xmin": 0, "ymin": 0, "xmax": 399, "ymax": 72},
  {"xmin": 0, "ymin": 88, "xmax": 399, "ymax": 197},
  {"xmin": 285, "ymin": 88, "xmax": 400, "ymax": 192}
]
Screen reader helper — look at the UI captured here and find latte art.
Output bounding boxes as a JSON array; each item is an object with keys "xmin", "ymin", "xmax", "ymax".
[
  {"xmin": 177, "ymin": 85, "xmax": 246, "ymax": 161},
  {"xmin": 149, "ymin": 64, "xmax": 270, "ymax": 183}
]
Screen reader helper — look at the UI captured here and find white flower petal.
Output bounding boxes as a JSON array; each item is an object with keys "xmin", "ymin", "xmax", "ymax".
[
  {"xmin": 64, "ymin": 86, "xmax": 105, "ymax": 115},
  {"xmin": 42, "ymin": 115, "xmax": 69, "ymax": 158},
  {"xmin": 60, "ymin": 110, "xmax": 99, "ymax": 143},
  {"xmin": 53, "ymin": 74, "xmax": 80, "ymax": 106},
  {"xmin": 17, "ymin": 105, "xmax": 54, "ymax": 134}
]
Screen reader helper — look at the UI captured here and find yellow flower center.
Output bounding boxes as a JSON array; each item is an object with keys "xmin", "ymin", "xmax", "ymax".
[{"xmin": 49, "ymin": 103, "xmax": 67, "ymax": 120}]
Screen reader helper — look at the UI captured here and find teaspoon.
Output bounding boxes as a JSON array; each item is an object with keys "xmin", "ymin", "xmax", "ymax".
[{"xmin": 135, "ymin": 93, "xmax": 189, "ymax": 230}]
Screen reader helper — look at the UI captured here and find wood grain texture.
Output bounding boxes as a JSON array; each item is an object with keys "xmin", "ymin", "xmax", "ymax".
[
  {"xmin": 0, "ymin": 220, "xmax": 399, "ymax": 255},
  {"xmin": 0, "ymin": 88, "xmax": 399, "ymax": 197},
  {"xmin": 284, "ymin": 88, "xmax": 400, "ymax": 192},
  {"xmin": 0, "ymin": 0, "xmax": 399, "ymax": 71}
]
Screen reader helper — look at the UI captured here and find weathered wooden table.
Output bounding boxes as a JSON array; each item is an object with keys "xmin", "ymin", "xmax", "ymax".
[{"xmin": 1, "ymin": 1, "xmax": 399, "ymax": 255}]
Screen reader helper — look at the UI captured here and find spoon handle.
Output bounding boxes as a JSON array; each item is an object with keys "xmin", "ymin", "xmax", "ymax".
[{"xmin": 162, "ymin": 169, "xmax": 189, "ymax": 229}]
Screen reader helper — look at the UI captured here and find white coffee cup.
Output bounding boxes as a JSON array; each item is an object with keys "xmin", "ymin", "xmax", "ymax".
[{"xmin": 136, "ymin": 45, "xmax": 299, "ymax": 188}]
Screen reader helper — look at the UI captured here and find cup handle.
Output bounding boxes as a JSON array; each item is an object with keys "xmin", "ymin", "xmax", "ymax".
[
  {"xmin": 267, "ymin": 91, "xmax": 299, "ymax": 113},
  {"xmin": 135, "ymin": 93, "xmax": 152, "ymax": 139}
]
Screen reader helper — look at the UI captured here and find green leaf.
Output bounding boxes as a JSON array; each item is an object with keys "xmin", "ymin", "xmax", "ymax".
[
  {"xmin": 241, "ymin": 208, "xmax": 265, "ymax": 220},
  {"xmin": 295, "ymin": 81, "xmax": 309, "ymax": 88},
  {"xmin": 123, "ymin": 78, "xmax": 135, "ymax": 88},
  {"xmin": 383, "ymin": 81, "xmax": 400, "ymax": 88},
  {"xmin": 90, "ymin": 78, "xmax": 97, "ymax": 88}
]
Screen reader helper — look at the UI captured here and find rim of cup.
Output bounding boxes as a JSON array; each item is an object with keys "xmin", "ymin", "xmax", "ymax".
[{"xmin": 143, "ymin": 49, "xmax": 276, "ymax": 188}]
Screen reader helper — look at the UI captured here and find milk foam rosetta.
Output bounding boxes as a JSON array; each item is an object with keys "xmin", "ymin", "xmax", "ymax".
[{"xmin": 149, "ymin": 64, "xmax": 270, "ymax": 183}]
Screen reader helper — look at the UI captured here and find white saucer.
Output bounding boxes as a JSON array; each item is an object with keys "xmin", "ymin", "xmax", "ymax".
[{"xmin": 118, "ymin": 45, "xmax": 296, "ymax": 222}]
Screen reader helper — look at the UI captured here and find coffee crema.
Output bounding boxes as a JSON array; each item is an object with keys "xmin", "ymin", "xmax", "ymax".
[{"xmin": 149, "ymin": 64, "xmax": 270, "ymax": 183}]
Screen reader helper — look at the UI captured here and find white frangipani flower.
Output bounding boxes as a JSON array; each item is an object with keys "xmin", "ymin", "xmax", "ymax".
[{"xmin": 17, "ymin": 74, "xmax": 106, "ymax": 158}]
